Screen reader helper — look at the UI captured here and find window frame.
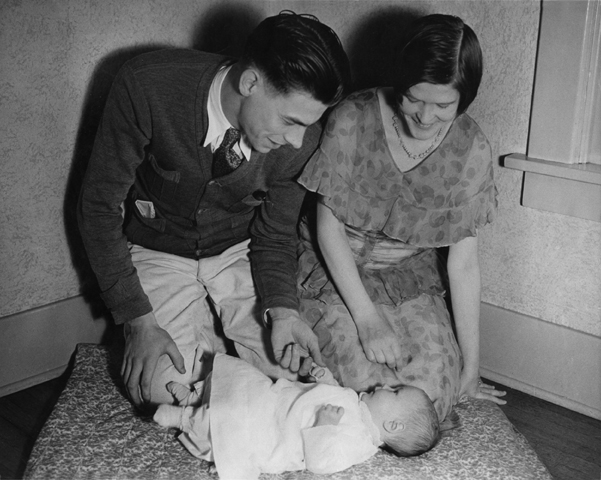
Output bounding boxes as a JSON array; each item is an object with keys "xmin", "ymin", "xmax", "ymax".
[{"xmin": 505, "ymin": 0, "xmax": 601, "ymax": 222}]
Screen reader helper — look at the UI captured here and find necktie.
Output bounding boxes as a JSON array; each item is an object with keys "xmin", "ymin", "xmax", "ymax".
[{"xmin": 212, "ymin": 128, "xmax": 243, "ymax": 177}]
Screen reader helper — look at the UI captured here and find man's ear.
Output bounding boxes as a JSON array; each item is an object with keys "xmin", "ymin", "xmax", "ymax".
[
  {"xmin": 239, "ymin": 68, "xmax": 260, "ymax": 97},
  {"xmin": 383, "ymin": 420, "xmax": 405, "ymax": 433}
]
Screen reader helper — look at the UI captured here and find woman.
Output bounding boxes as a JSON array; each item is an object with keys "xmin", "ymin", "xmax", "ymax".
[{"xmin": 297, "ymin": 14, "xmax": 506, "ymax": 421}]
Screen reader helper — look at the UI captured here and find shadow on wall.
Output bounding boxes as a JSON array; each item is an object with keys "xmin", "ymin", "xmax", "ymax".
[
  {"xmin": 62, "ymin": 2, "xmax": 427, "ymax": 314},
  {"xmin": 63, "ymin": 43, "xmax": 172, "ymax": 321},
  {"xmin": 191, "ymin": 1, "xmax": 263, "ymax": 56},
  {"xmin": 345, "ymin": 5, "xmax": 423, "ymax": 90},
  {"xmin": 62, "ymin": 3, "xmax": 263, "ymax": 316}
]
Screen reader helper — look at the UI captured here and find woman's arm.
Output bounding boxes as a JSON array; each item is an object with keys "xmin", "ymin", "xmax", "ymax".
[
  {"xmin": 448, "ymin": 235, "xmax": 506, "ymax": 404},
  {"xmin": 316, "ymin": 200, "xmax": 403, "ymax": 369}
]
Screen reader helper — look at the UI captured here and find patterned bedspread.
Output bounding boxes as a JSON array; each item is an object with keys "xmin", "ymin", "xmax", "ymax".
[{"xmin": 24, "ymin": 344, "xmax": 552, "ymax": 480}]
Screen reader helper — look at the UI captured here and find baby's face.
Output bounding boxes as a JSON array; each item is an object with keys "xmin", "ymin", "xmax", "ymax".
[{"xmin": 362, "ymin": 385, "xmax": 425, "ymax": 429}]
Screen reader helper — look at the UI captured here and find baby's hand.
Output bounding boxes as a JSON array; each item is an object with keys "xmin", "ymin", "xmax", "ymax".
[
  {"xmin": 315, "ymin": 404, "xmax": 344, "ymax": 426},
  {"xmin": 309, "ymin": 363, "xmax": 340, "ymax": 386}
]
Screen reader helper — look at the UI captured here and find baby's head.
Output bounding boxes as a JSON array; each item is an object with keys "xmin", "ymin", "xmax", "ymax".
[{"xmin": 362, "ymin": 384, "xmax": 456, "ymax": 456}]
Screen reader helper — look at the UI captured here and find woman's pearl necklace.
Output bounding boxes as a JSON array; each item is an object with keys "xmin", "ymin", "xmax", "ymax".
[{"xmin": 392, "ymin": 114, "xmax": 443, "ymax": 161}]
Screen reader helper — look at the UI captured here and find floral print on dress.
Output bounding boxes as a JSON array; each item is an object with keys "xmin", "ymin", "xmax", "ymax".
[
  {"xmin": 296, "ymin": 88, "xmax": 498, "ymax": 421},
  {"xmin": 299, "ymin": 89, "xmax": 497, "ymax": 248}
]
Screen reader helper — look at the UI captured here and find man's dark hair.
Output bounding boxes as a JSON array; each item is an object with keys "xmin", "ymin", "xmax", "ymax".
[
  {"xmin": 393, "ymin": 14, "xmax": 483, "ymax": 115},
  {"xmin": 241, "ymin": 11, "xmax": 351, "ymax": 106}
]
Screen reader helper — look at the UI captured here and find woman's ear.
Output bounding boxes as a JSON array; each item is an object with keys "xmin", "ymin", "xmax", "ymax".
[
  {"xmin": 239, "ymin": 68, "xmax": 260, "ymax": 97},
  {"xmin": 383, "ymin": 420, "xmax": 405, "ymax": 433}
]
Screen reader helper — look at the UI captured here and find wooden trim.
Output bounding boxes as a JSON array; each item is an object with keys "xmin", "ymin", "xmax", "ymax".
[
  {"xmin": 0, "ymin": 365, "xmax": 68, "ymax": 398},
  {"xmin": 528, "ymin": 0, "xmax": 600, "ymax": 164},
  {"xmin": 504, "ymin": 154, "xmax": 601, "ymax": 222},
  {"xmin": 505, "ymin": 153, "xmax": 601, "ymax": 185},
  {"xmin": 3, "ymin": 297, "xmax": 600, "ymax": 422},
  {"xmin": 480, "ymin": 302, "xmax": 601, "ymax": 420},
  {"xmin": 0, "ymin": 295, "xmax": 111, "ymax": 397}
]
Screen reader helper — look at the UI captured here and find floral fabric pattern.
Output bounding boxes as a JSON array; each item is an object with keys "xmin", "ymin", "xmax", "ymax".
[
  {"xmin": 297, "ymin": 89, "xmax": 498, "ymax": 421},
  {"xmin": 299, "ymin": 293, "xmax": 462, "ymax": 421},
  {"xmin": 299, "ymin": 89, "xmax": 497, "ymax": 248},
  {"xmin": 24, "ymin": 344, "xmax": 552, "ymax": 480}
]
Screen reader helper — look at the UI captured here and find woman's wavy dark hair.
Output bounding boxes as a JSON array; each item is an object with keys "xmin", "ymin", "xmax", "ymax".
[
  {"xmin": 240, "ymin": 11, "xmax": 351, "ymax": 106},
  {"xmin": 394, "ymin": 14, "xmax": 483, "ymax": 115}
]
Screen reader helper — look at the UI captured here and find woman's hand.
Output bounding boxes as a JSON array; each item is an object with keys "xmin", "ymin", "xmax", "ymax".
[
  {"xmin": 459, "ymin": 372, "xmax": 507, "ymax": 405},
  {"xmin": 316, "ymin": 202, "xmax": 403, "ymax": 371},
  {"xmin": 355, "ymin": 314, "xmax": 403, "ymax": 370},
  {"xmin": 449, "ymin": 237, "xmax": 506, "ymax": 405}
]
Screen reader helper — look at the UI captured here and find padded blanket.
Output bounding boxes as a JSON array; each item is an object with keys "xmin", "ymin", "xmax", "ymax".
[{"xmin": 25, "ymin": 344, "xmax": 552, "ymax": 480}]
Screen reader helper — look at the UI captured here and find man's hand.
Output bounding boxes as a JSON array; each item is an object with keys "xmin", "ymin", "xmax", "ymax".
[
  {"xmin": 269, "ymin": 307, "xmax": 324, "ymax": 376},
  {"xmin": 314, "ymin": 404, "xmax": 344, "ymax": 426},
  {"xmin": 121, "ymin": 312, "xmax": 185, "ymax": 407}
]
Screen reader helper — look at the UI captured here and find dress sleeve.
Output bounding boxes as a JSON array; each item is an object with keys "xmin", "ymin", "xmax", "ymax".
[
  {"xmin": 302, "ymin": 424, "xmax": 378, "ymax": 474},
  {"xmin": 298, "ymin": 99, "xmax": 356, "ymax": 212},
  {"xmin": 298, "ymin": 90, "xmax": 385, "ymax": 228},
  {"xmin": 299, "ymin": 106, "xmax": 498, "ymax": 248}
]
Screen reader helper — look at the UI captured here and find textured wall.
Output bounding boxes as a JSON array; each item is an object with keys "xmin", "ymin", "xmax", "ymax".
[{"xmin": 2, "ymin": 1, "xmax": 598, "ymax": 338}]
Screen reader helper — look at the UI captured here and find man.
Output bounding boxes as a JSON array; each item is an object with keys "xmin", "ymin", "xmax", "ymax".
[{"xmin": 78, "ymin": 11, "xmax": 350, "ymax": 408}]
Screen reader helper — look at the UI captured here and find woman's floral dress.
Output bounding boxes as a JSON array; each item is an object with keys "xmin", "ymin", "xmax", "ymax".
[{"xmin": 297, "ymin": 89, "xmax": 497, "ymax": 420}]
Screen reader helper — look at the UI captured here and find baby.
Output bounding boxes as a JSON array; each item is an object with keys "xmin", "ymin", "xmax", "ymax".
[{"xmin": 154, "ymin": 354, "xmax": 457, "ymax": 479}]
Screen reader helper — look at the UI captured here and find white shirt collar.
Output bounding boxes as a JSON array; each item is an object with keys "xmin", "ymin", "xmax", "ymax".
[{"xmin": 204, "ymin": 65, "xmax": 251, "ymax": 161}]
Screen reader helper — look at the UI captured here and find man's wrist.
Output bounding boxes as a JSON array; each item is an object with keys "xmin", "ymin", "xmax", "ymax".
[
  {"xmin": 262, "ymin": 307, "xmax": 298, "ymax": 329},
  {"xmin": 126, "ymin": 311, "xmax": 156, "ymax": 328}
]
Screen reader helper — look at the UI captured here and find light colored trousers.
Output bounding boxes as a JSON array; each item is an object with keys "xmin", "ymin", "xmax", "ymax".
[{"xmin": 130, "ymin": 240, "xmax": 293, "ymax": 405}]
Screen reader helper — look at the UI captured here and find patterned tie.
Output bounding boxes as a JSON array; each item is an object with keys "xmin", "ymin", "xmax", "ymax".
[{"xmin": 212, "ymin": 127, "xmax": 243, "ymax": 177}]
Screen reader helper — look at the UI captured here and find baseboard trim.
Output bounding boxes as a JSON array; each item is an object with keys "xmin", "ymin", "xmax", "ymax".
[
  {"xmin": 480, "ymin": 302, "xmax": 601, "ymax": 420},
  {"xmin": 2, "ymin": 297, "xmax": 600, "ymax": 421},
  {"xmin": 0, "ymin": 295, "xmax": 111, "ymax": 397},
  {"xmin": 0, "ymin": 365, "xmax": 69, "ymax": 398},
  {"xmin": 480, "ymin": 368, "xmax": 600, "ymax": 420}
]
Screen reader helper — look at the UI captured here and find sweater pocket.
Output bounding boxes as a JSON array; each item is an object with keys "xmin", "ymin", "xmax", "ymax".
[{"xmin": 141, "ymin": 154, "xmax": 181, "ymax": 201}]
